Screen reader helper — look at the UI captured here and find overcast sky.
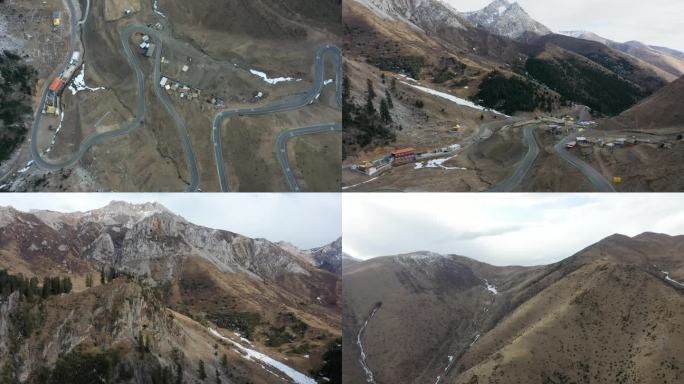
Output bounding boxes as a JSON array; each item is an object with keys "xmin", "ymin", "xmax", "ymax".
[
  {"xmin": 343, "ymin": 194, "xmax": 684, "ymax": 266},
  {"xmin": 0, "ymin": 194, "xmax": 340, "ymax": 249},
  {"xmin": 444, "ymin": 0, "xmax": 684, "ymax": 52}
]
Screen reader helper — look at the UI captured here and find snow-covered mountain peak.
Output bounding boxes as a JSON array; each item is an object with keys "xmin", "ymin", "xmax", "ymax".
[{"xmin": 464, "ymin": 0, "xmax": 551, "ymax": 39}]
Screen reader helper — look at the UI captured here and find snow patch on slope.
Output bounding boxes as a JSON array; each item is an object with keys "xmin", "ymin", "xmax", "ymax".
[
  {"xmin": 249, "ymin": 69, "xmax": 301, "ymax": 85},
  {"xmin": 401, "ymin": 81, "xmax": 507, "ymax": 116},
  {"xmin": 415, "ymin": 156, "xmax": 466, "ymax": 170},
  {"xmin": 662, "ymin": 271, "xmax": 684, "ymax": 287},
  {"xmin": 68, "ymin": 64, "xmax": 105, "ymax": 95},
  {"xmin": 357, "ymin": 305, "xmax": 380, "ymax": 383},
  {"xmin": 484, "ymin": 279, "xmax": 498, "ymax": 294},
  {"xmin": 153, "ymin": 0, "xmax": 167, "ymax": 18},
  {"xmin": 208, "ymin": 328, "xmax": 316, "ymax": 384}
]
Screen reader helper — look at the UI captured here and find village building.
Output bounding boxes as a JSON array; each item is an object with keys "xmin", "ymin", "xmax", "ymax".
[{"xmin": 391, "ymin": 148, "xmax": 417, "ymax": 166}]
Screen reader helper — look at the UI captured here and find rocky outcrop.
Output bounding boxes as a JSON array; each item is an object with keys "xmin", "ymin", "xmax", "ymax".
[
  {"xmin": 463, "ymin": 0, "xmax": 551, "ymax": 39},
  {"xmin": 2, "ymin": 202, "xmax": 317, "ymax": 283}
]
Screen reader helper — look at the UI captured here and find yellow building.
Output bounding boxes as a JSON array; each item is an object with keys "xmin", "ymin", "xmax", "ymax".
[{"xmin": 53, "ymin": 11, "xmax": 61, "ymax": 27}]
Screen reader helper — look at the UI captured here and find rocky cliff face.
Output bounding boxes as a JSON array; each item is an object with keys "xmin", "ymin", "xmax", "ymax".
[
  {"xmin": 1, "ymin": 201, "xmax": 313, "ymax": 283},
  {"xmin": 0, "ymin": 202, "xmax": 342, "ymax": 384},
  {"xmin": 354, "ymin": 0, "xmax": 470, "ymax": 31},
  {"xmin": 309, "ymin": 237, "xmax": 343, "ymax": 275},
  {"xmin": 463, "ymin": 0, "xmax": 551, "ymax": 39},
  {"xmin": 278, "ymin": 237, "xmax": 343, "ymax": 275}
]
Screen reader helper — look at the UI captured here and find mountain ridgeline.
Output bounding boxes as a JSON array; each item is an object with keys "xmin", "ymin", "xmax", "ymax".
[
  {"xmin": 343, "ymin": 233, "xmax": 684, "ymax": 384},
  {"xmin": 345, "ymin": 0, "xmax": 674, "ymax": 119},
  {"xmin": 0, "ymin": 202, "xmax": 342, "ymax": 384}
]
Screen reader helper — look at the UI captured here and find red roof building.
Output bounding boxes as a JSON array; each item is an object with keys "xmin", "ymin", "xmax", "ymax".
[
  {"xmin": 391, "ymin": 148, "xmax": 416, "ymax": 165},
  {"xmin": 48, "ymin": 78, "xmax": 64, "ymax": 94}
]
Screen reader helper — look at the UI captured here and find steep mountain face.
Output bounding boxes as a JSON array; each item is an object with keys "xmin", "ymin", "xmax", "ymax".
[
  {"xmin": 0, "ymin": 202, "xmax": 341, "ymax": 384},
  {"xmin": 355, "ymin": 0, "xmax": 470, "ymax": 31},
  {"xmin": 343, "ymin": 233, "xmax": 684, "ymax": 384},
  {"xmin": 2, "ymin": 201, "xmax": 311, "ymax": 282},
  {"xmin": 560, "ymin": 31, "xmax": 684, "ymax": 78},
  {"xmin": 528, "ymin": 34, "xmax": 668, "ymax": 94},
  {"xmin": 277, "ymin": 237, "xmax": 343, "ymax": 275},
  {"xmin": 309, "ymin": 237, "xmax": 343, "ymax": 275},
  {"xmin": 464, "ymin": 0, "xmax": 551, "ymax": 40},
  {"xmin": 604, "ymin": 75, "xmax": 684, "ymax": 130}
]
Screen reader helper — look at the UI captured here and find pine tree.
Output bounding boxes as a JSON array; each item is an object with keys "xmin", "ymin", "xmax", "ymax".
[
  {"xmin": 220, "ymin": 354, "xmax": 228, "ymax": 369},
  {"xmin": 381, "ymin": 73, "xmax": 386, "ymax": 84},
  {"xmin": 175, "ymin": 363, "xmax": 183, "ymax": 384},
  {"xmin": 100, "ymin": 268, "xmax": 105, "ymax": 285},
  {"xmin": 366, "ymin": 79, "xmax": 376, "ymax": 101},
  {"xmin": 198, "ymin": 360, "xmax": 206, "ymax": 381},
  {"xmin": 138, "ymin": 331, "xmax": 146, "ymax": 353},
  {"xmin": 385, "ymin": 89, "xmax": 393, "ymax": 109},
  {"xmin": 62, "ymin": 277, "xmax": 72, "ymax": 293},
  {"xmin": 85, "ymin": 274, "xmax": 93, "ymax": 288},
  {"xmin": 215, "ymin": 369, "xmax": 220, "ymax": 384},
  {"xmin": 380, "ymin": 99, "xmax": 391, "ymax": 123},
  {"xmin": 391, "ymin": 77, "xmax": 397, "ymax": 93},
  {"xmin": 42, "ymin": 277, "xmax": 51, "ymax": 298}
]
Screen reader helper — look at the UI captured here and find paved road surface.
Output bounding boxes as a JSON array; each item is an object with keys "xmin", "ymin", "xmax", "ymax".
[
  {"xmin": 212, "ymin": 45, "xmax": 342, "ymax": 192},
  {"xmin": 554, "ymin": 134, "xmax": 616, "ymax": 192},
  {"xmin": 30, "ymin": 7, "xmax": 200, "ymax": 190},
  {"xmin": 489, "ymin": 124, "xmax": 540, "ymax": 192},
  {"xmin": 275, "ymin": 122, "xmax": 342, "ymax": 192}
]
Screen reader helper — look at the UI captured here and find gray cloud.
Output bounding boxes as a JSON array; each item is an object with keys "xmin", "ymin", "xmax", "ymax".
[
  {"xmin": 343, "ymin": 194, "xmax": 684, "ymax": 266},
  {"xmin": 0, "ymin": 193, "xmax": 340, "ymax": 249},
  {"xmin": 445, "ymin": 0, "xmax": 684, "ymax": 52}
]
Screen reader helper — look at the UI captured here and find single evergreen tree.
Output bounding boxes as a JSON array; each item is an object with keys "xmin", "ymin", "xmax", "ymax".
[
  {"xmin": 108, "ymin": 266, "xmax": 116, "ymax": 282},
  {"xmin": 62, "ymin": 277, "xmax": 72, "ymax": 293},
  {"xmin": 198, "ymin": 360, "xmax": 206, "ymax": 381},
  {"xmin": 391, "ymin": 77, "xmax": 397, "ymax": 93},
  {"xmin": 50, "ymin": 276, "xmax": 59, "ymax": 294},
  {"xmin": 138, "ymin": 331, "xmax": 146, "ymax": 353},
  {"xmin": 366, "ymin": 79, "xmax": 375, "ymax": 101},
  {"xmin": 385, "ymin": 89, "xmax": 393, "ymax": 109},
  {"xmin": 42, "ymin": 277, "xmax": 51, "ymax": 298},
  {"xmin": 100, "ymin": 268, "xmax": 105, "ymax": 285},
  {"xmin": 380, "ymin": 99, "xmax": 391, "ymax": 123},
  {"xmin": 220, "ymin": 354, "xmax": 228, "ymax": 369},
  {"xmin": 381, "ymin": 73, "xmax": 386, "ymax": 84},
  {"xmin": 175, "ymin": 363, "xmax": 183, "ymax": 384}
]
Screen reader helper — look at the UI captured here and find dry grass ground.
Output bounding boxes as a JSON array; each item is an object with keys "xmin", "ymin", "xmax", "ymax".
[
  {"xmin": 520, "ymin": 130, "xmax": 594, "ymax": 192},
  {"xmin": 221, "ymin": 103, "xmax": 339, "ymax": 192},
  {"xmin": 344, "ymin": 234, "xmax": 684, "ymax": 384},
  {"xmin": 291, "ymin": 133, "xmax": 342, "ymax": 192}
]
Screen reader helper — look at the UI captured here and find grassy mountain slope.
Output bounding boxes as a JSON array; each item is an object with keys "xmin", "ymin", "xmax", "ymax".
[{"xmin": 343, "ymin": 233, "xmax": 684, "ymax": 384}]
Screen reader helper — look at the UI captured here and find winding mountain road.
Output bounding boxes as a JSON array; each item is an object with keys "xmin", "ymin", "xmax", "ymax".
[
  {"xmin": 30, "ymin": 3, "xmax": 200, "ymax": 191},
  {"xmin": 212, "ymin": 45, "xmax": 342, "ymax": 192},
  {"xmin": 276, "ymin": 122, "xmax": 342, "ymax": 192},
  {"xmin": 489, "ymin": 124, "xmax": 540, "ymax": 192},
  {"xmin": 30, "ymin": 0, "xmax": 339, "ymax": 192},
  {"xmin": 554, "ymin": 134, "xmax": 616, "ymax": 192}
]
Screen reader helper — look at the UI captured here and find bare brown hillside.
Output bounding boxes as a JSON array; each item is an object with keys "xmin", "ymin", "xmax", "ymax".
[
  {"xmin": 604, "ymin": 76, "xmax": 684, "ymax": 131},
  {"xmin": 343, "ymin": 233, "xmax": 684, "ymax": 384}
]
